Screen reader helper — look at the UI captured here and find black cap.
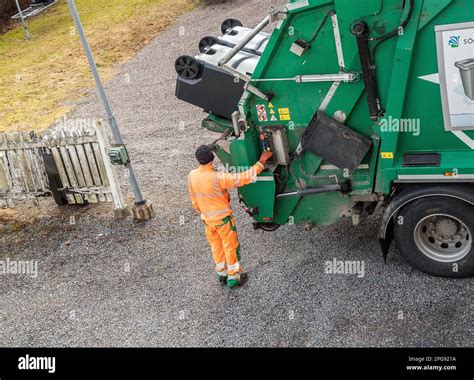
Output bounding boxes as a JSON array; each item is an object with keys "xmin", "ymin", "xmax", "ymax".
[{"xmin": 195, "ymin": 144, "xmax": 216, "ymax": 165}]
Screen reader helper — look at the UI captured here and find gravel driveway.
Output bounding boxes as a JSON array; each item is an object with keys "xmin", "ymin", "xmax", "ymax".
[{"xmin": 1, "ymin": 0, "xmax": 472, "ymax": 347}]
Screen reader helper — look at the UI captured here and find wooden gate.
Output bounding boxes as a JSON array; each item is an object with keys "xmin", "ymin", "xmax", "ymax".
[{"xmin": 0, "ymin": 121, "xmax": 125, "ymax": 212}]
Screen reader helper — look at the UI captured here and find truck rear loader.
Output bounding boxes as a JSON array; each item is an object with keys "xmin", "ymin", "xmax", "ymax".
[{"xmin": 175, "ymin": 0, "xmax": 474, "ymax": 278}]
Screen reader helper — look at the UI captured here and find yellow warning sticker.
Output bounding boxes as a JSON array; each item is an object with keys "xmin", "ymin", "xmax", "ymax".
[
  {"xmin": 381, "ymin": 152, "xmax": 394, "ymax": 159},
  {"xmin": 278, "ymin": 108, "xmax": 290, "ymax": 115},
  {"xmin": 270, "ymin": 109, "xmax": 276, "ymax": 115},
  {"xmin": 279, "ymin": 114, "xmax": 291, "ymax": 121},
  {"xmin": 268, "ymin": 102, "xmax": 274, "ymax": 108}
]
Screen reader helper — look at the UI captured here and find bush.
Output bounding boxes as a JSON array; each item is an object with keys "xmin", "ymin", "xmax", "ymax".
[{"xmin": 0, "ymin": 0, "xmax": 31, "ymax": 30}]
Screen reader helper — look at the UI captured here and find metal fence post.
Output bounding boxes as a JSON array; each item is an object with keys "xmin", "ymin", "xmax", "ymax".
[
  {"xmin": 15, "ymin": 0, "xmax": 31, "ymax": 40},
  {"xmin": 95, "ymin": 121, "xmax": 127, "ymax": 218},
  {"xmin": 67, "ymin": 0, "xmax": 154, "ymax": 221}
]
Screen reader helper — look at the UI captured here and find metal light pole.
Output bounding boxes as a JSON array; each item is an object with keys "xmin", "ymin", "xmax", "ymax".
[
  {"xmin": 15, "ymin": 0, "xmax": 32, "ymax": 40},
  {"xmin": 67, "ymin": 0, "xmax": 154, "ymax": 221}
]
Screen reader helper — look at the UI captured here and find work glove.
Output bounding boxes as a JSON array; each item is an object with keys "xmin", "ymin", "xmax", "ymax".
[{"xmin": 259, "ymin": 151, "xmax": 273, "ymax": 166}]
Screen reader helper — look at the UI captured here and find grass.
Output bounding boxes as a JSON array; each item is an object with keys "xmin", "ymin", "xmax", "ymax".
[{"xmin": 0, "ymin": 0, "xmax": 197, "ymax": 132}]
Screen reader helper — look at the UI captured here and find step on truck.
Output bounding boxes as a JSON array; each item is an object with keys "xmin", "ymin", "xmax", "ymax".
[{"xmin": 175, "ymin": 0, "xmax": 474, "ymax": 278}]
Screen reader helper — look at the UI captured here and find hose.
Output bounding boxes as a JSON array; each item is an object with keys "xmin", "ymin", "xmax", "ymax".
[
  {"xmin": 368, "ymin": 0, "xmax": 414, "ymax": 43},
  {"xmin": 350, "ymin": 0, "xmax": 415, "ymax": 118},
  {"xmin": 308, "ymin": 11, "xmax": 332, "ymax": 44}
]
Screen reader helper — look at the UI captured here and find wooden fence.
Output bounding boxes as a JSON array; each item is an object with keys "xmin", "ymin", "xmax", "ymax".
[{"xmin": 0, "ymin": 121, "xmax": 125, "ymax": 211}]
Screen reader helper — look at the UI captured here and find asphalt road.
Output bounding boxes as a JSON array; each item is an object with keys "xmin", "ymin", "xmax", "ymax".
[{"xmin": 0, "ymin": 0, "xmax": 472, "ymax": 347}]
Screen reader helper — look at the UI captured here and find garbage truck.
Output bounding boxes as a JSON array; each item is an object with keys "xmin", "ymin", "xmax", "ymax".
[{"xmin": 175, "ymin": 0, "xmax": 474, "ymax": 278}]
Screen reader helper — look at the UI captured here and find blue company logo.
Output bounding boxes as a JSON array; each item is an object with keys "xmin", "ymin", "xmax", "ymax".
[{"xmin": 448, "ymin": 36, "xmax": 460, "ymax": 48}]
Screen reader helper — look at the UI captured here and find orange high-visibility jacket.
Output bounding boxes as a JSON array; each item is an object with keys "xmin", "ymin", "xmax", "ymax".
[{"xmin": 188, "ymin": 162, "xmax": 264, "ymax": 223}]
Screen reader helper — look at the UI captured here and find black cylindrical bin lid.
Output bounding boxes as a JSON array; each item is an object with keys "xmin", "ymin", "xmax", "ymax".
[
  {"xmin": 221, "ymin": 18, "xmax": 243, "ymax": 34},
  {"xmin": 175, "ymin": 55, "xmax": 202, "ymax": 80},
  {"xmin": 198, "ymin": 36, "xmax": 220, "ymax": 53}
]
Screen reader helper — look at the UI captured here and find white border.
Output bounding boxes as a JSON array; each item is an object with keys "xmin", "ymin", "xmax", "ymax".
[{"xmin": 435, "ymin": 21, "xmax": 474, "ymax": 131}]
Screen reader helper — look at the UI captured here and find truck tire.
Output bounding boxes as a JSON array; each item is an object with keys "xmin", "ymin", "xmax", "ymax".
[{"xmin": 394, "ymin": 196, "xmax": 474, "ymax": 278}]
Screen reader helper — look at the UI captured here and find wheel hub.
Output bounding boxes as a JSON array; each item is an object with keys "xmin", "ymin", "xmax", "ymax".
[
  {"xmin": 414, "ymin": 214, "xmax": 472, "ymax": 263},
  {"xmin": 435, "ymin": 218, "xmax": 457, "ymax": 239}
]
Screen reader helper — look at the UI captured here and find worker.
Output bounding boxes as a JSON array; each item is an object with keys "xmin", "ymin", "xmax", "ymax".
[{"xmin": 188, "ymin": 144, "xmax": 272, "ymax": 288}]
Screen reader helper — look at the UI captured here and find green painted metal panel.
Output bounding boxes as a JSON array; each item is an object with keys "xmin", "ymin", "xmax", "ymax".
[
  {"xmin": 229, "ymin": 131, "xmax": 259, "ymax": 167},
  {"xmin": 375, "ymin": 0, "xmax": 425, "ymax": 193},
  {"xmin": 238, "ymin": 172, "xmax": 276, "ymax": 222},
  {"xmin": 229, "ymin": 133, "xmax": 276, "ymax": 221}
]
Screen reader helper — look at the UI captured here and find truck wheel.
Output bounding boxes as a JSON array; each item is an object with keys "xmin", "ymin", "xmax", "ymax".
[{"xmin": 394, "ymin": 197, "xmax": 473, "ymax": 278}]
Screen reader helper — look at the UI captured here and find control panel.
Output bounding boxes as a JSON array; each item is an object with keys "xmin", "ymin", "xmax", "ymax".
[{"xmin": 258, "ymin": 125, "xmax": 290, "ymax": 166}]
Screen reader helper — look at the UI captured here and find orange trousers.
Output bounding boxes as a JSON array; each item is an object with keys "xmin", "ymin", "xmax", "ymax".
[{"xmin": 204, "ymin": 215, "xmax": 242, "ymax": 283}]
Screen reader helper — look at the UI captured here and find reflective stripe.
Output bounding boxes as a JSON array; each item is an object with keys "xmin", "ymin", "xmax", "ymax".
[
  {"xmin": 191, "ymin": 192, "xmax": 223, "ymax": 199},
  {"xmin": 227, "ymin": 274, "xmax": 240, "ymax": 280},
  {"xmin": 227, "ymin": 262, "xmax": 240, "ymax": 272},
  {"xmin": 216, "ymin": 262, "xmax": 226, "ymax": 271},
  {"xmin": 217, "ymin": 270, "xmax": 228, "ymax": 276},
  {"xmin": 201, "ymin": 208, "xmax": 232, "ymax": 218},
  {"xmin": 245, "ymin": 167, "xmax": 257, "ymax": 181},
  {"xmin": 219, "ymin": 166, "xmax": 260, "ymax": 187}
]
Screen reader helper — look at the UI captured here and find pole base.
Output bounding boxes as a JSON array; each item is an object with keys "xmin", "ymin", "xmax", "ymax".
[
  {"xmin": 131, "ymin": 200, "xmax": 155, "ymax": 221},
  {"xmin": 114, "ymin": 207, "xmax": 130, "ymax": 220}
]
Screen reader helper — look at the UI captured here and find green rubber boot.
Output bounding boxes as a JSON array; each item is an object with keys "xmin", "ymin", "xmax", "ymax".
[{"xmin": 227, "ymin": 273, "xmax": 248, "ymax": 288}]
